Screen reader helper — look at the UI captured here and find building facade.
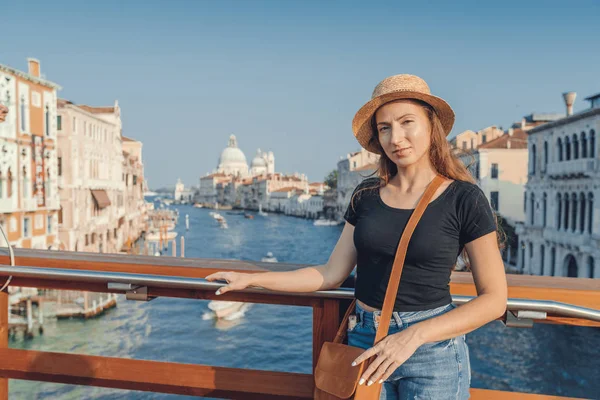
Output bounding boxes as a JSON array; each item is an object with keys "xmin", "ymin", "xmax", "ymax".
[
  {"xmin": 517, "ymin": 92, "xmax": 599, "ymax": 278},
  {"xmin": 56, "ymin": 99, "xmax": 125, "ymax": 253},
  {"xmin": 336, "ymin": 148, "xmax": 380, "ymax": 221},
  {"xmin": 0, "ymin": 58, "xmax": 60, "ymax": 249},
  {"xmin": 122, "ymin": 136, "xmax": 148, "ymax": 249}
]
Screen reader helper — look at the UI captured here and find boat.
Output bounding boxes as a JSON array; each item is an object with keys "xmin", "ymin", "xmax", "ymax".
[
  {"xmin": 244, "ymin": 214, "xmax": 254, "ymax": 219},
  {"xmin": 193, "ymin": 203, "xmax": 203, "ymax": 208},
  {"xmin": 261, "ymin": 252, "xmax": 278, "ymax": 263},
  {"xmin": 313, "ymin": 218, "xmax": 340, "ymax": 226},
  {"xmin": 203, "ymin": 301, "xmax": 252, "ymax": 321},
  {"xmin": 258, "ymin": 204, "xmax": 268, "ymax": 217}
]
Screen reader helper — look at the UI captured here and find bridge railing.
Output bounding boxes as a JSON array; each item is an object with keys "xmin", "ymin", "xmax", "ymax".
[{"xmin": 0, "ymin": 248, "xmax": 598, "ymax": 399}]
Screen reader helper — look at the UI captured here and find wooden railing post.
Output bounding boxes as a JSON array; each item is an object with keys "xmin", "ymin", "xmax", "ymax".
[
  {"xmin": 0, "ymin": 290, "xmax": 8, "ymax": 399},
  {"xmin": 312, "ymin": 299, "xmax": 339, "ymax": 372}
]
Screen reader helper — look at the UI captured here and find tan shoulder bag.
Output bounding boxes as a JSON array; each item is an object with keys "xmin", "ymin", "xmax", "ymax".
[{"xmin": 314, "ymin": 175, "xmax": 445, "ymax": 399}]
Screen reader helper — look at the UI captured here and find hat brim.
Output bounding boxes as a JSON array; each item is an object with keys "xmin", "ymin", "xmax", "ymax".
[{"xmin": 352, "ymin": 91, "xmax": 455, "ymax": 154}]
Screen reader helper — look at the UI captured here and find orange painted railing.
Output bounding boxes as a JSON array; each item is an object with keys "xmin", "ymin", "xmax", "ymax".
[{"xmin": 0, "ymin": 248, "xmax": 598, "ymax": 399}]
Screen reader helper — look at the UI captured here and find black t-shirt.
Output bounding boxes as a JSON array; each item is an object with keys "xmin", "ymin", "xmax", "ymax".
[{"xmin": 343, "ymin": 177, "xmax": 497, "ymax": 312}]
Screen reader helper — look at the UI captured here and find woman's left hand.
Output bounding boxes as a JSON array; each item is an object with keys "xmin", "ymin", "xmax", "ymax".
[{"xmin": 351, "ymin": 327, "xmax": 423, "ymax": 386}]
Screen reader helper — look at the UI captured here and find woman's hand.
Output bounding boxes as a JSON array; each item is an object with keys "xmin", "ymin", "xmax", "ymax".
[
  {"xmin": 351, "ymin": 326, "xmax": 424, "ymax": 386},
  {"xmin": 205, "ymin": 271, "xmax": 255, "ymax": 295}
]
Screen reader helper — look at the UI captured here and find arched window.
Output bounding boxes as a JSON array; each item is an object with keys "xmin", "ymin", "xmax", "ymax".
[
  {"xmin": 589, "ymin": 257, "xmax": 596, "ymax": 279},
  {"xmin": 564, "ymin": 192, "xmax": 570, "ymax": 230},
  {"xmin": 557, "ymin": 138, "xmax": 563, "ymax": 161},
  {"xmin": 540, "ymin": 244, "xmax": 545, "ymax": 275},
  {"xmin": 571, "ymin": 193, "xmax": 577, "ymax": 232},
  {"xmin": 581, "ymin": 132, "xmax": 588, "ymax": 158},
  {"xmin": 544, "ymin": 141, "xmax": 548, "ymax": 168},
  {"xmin": 572, "ymin": 134, "xmax": 579, "ymax": 159},
  {"xmin": 531, "ymin": 144, "xmax": 537, "ymax": 175},
  {"xmin": 579, "ymin": 193, "xmax": 586, "ymax": 233},
  {"xmin": 556, "ymin": 193, "xmax": 562, "ymax": 229},
  {"xmin": 530, "ymin": 193, "xmax": 535, "ymax": 225},
  {"xmin": 45, "ymin": 105, "xmax": 50, "ymax": 136},
  {"xmin": 542, "ymin": 193, "xmax": 547, "ymax": 227},
  {"xmin": 565, "ymin": 136, "xmax": 571, "ymax": 160},
  {"xmin": 20, "ymin": 95, "xmax": 26, "ymax": 132},
  {"xmin": 588, "ymin": 193, "xmax": 594, "ymax": 235},
  {"xmin": 590, "ymin": 130, "xmax": 596, "ymax": 158},
  {"xmin": 550, "ymin": 247, "xmax": 556, "ymax": 276}
]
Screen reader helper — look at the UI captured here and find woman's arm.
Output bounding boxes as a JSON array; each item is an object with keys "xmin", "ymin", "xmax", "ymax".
[{"xmin": 206, "ymin": 222, "xmax": 358, "ymax": 294}]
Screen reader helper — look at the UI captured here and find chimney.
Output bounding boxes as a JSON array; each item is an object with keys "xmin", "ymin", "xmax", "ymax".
[
  {"xmin": 508, "ymin": 128, "xmax": 514, "ymax": 136},
  {"xmin": 563, "ymin": 92, "xmax": 577, "ymax": 116},
  {"xmin": 27, "ymin": 58, "xmax": 40, "ymax": 77}
]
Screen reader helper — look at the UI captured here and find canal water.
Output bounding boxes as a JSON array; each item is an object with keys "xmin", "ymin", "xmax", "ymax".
[{"xmin": 9, "ymin": 204, "xmax": 599, "ymax": 399}]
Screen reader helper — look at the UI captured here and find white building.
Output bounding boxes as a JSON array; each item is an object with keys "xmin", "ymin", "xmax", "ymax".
[
  {"xmin": 56, "ymin": 99, "xmax": 126, "ymax": 253},
  {"xmin": 516, "ymin": 91, "xmax": 599, "ymax": 278},
  {"xmin": 336, "ymin": 148, "xmax": 379, "ymax": 221}
]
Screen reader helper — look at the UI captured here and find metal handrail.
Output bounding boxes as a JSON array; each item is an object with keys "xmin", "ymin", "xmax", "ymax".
[{"xmin": 1, "ymin": 265, "xmax": 599, "ymax": 322}]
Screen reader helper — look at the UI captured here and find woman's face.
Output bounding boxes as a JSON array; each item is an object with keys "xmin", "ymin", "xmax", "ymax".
[{"xmin": 374, "ymin": 100, "xmax": 431, "ymax": 169}]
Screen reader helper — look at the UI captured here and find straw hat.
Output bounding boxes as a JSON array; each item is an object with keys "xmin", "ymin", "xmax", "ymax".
[{"xmin": 352, "ymin": 74, "xmax": 455, "ymax": 154}]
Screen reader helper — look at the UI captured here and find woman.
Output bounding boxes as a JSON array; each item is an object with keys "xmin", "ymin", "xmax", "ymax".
[{"xmin": 206, "ymin": 74, "xmax": 507, "ymax": 399}]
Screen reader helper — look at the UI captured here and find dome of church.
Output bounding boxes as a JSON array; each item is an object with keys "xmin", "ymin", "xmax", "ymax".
[
  {"xmin": 251, "ymin": 149, "xmax": 267, "ymax": 168},
  {"xmin": 217, "ymin": 135, "xmax": 248, "ymax": 176},
  {"xmin": 219, "ymin": 147, "xmax": 247, "ymax": 166}
]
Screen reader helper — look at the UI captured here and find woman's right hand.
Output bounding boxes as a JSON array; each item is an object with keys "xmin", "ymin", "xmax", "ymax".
[{"xmin": 205, "ymin": 271, "xmax": 255, "ymax": 295}]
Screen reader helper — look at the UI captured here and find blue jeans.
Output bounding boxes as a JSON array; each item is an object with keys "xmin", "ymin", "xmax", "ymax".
[{"xmin": 348, "ymin": 301, "xmax": 471, "ymax": 400}]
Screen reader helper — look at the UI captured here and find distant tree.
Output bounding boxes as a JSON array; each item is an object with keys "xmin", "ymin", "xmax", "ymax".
[{"xmin": 324, "ymin": 170, "xmax": 338, "ymax": 189}]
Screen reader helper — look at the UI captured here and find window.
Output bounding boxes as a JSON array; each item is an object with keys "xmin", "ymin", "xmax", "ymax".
[
  {"xmin": 58, "ymin": 157, "xmax": 62, "ymax": 176},
  {"xmin": 490, "ymin": 191, "xmax": 499, "ymax": 211},
  {"xmin": 73, "ymin": 117, "xmax": 77, "ymax": 133},
  {"xmin": 22, "ymin": 167, "xmax": 28, "ymax": 198},
  {"xmin": 23, "ymin": 217, "xmax": 31, "ymax": 238},
  {"xmin": 591, "ymin": 130, "xmax": 596, "ymax": 158},
  {"xmin": 58, "ymin": 206, "xmax": 63, "ymax": 224},
  {"xmin": 20, "ymin": 95, "xmax": 26, "ymax": 132},
  {"xmin": 47, "ymin": 215, "xmax": 52, "ymax": 234},
  {"xmin": 6, "ymin": 169, "xmax": 12, "ymax": 198},
  {"xmin": 45, "ymin": 106, "xmax": 50, "ymax": 136},
  {"xmin": 133, "ymin": 175, "xmax": 138, "ymax": 185},
  {"xmin": 462, "ymin": 142, "xmax": 467, "ymax": 150},
  {"xmin": 573, "ymin": 134, "xmax": 579, "ymax": 159},
  {"xmin": 557, "ymin": 138, "xmax": 563, "ymax": 161},
  {"xmin": 544, "ymin": 141, "xmax": 548, "ymax": 167},
  {"xmin": 482, "ymin": 134, "xmax": 487, "ymax": 143},
  {"xmin": 530, "ymin": 144, "xmax": 536, "ymax": 175},
  {"xmin": 491, "ymin": 163, "xmax": 499, "ymax": 179},
  {"xmin": 57, "ymin": 115, "xmax": 62, "ymax": 131},
  {"xmin": 85, "ymin": 234, "xmax": 89, "ymax": 246},
  {"xmin": 353, "ymin": 161, "xmax": 357, "ymax": 168}
]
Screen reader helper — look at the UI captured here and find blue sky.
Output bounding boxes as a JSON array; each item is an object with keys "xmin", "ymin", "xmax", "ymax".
[{"xmin": 2, "ymin": 0, "xmax": 599, "ymax": 188}]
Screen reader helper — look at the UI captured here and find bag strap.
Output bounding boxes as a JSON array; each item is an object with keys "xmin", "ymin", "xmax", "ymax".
[
  {"xmin": 333, "ymin": 174, "xmax": 445, "ymax": 344},
  {"xmin": 373, "ymin": 174, "xmax": 445, "ymax": 343}
]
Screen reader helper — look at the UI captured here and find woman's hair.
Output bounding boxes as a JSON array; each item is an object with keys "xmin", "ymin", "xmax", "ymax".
[{"xmin": 350, "ymin": 99, "xmax": 505, "ymax": 270}]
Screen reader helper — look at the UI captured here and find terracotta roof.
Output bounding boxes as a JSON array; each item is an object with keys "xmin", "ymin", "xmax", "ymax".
[
  {"xmin": 354, "ymin": 162, "xmax": 378, "ymax": 172},
  {"xmin": 272, "ymin": 187, "xmax": 298, "ymax": 193},
  {"xmin": 478, "ymin": 129, "xmax": 528, "ymax": 150},
  {"xmin": 122, "ymin": 136, "xmax": 136, "ymax": 142},
  {"xmin": 201, "ymin": 172, "xmax": 228, "ymax": 179},
  {"xmin": 79, "ymin": 105, "xmax": 115, "ymax": 114},
  {"xmin": 57, "ymin": 99, "xmax": 73, "ymax": 108},
  {"xmin": 309, "ymin": 182, "xmax": 324, "ymax": 187}
]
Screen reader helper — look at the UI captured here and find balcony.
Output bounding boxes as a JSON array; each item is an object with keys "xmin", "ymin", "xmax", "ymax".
[
  {"xmin": 546, "ymin": 159, "xmax": 597, "ymax": 178},
  {"xmin": 0, "ymin": 248, "xmax": 596, "ymax": 400}
]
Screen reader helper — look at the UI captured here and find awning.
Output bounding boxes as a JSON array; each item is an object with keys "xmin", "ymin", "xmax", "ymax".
[{"xmin": 91, "ymin": 190, "xmax": 111, "ymax": 209}]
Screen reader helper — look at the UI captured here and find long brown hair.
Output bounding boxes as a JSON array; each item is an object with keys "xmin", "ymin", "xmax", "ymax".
[{"xmin": 350, "ymin": 99, "xmax": 505, "ymax": 270}]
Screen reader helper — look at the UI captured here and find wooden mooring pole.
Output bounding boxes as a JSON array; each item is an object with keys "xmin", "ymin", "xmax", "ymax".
[
  {"xmin": 180, "ymin": 236, "xmax": 185, "ymax": 258},
  {"xmin": 0, "ymin": 289, "xmax": 8, "ymax": 399}
]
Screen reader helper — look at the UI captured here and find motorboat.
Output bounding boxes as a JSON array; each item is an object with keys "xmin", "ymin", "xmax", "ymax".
[
  {"xmin": 313, "ymin": 218, "xmax": 340, "ymax": 226},
  {"xmin": 261, "ymin": 252, "xmax": 278, "ymax": 263},
  {"xmin": 193, "ymin": 203, "xmax": 203, "ymax": 208},
  {"xmin": 244, "ymin": 214, "xmax": 254, "ymax": 220},
  {"xmin": 203, "ymin": 301, "xmax": 252, "ymax": 321}
]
